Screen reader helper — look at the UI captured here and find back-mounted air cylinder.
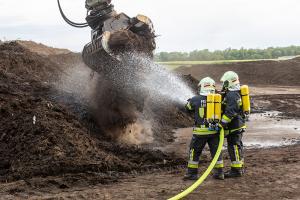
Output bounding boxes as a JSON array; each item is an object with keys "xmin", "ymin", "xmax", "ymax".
[
  {"xmin": 206, "ymin": 94, "xmax": 215, "ymax": 122},
  {"xmin": 241, "ymin": 85, "xmax": 251, "ymax": 114},
  {"xmin": 214, "ymin": 94, "xmax": 222, "ymax": 122}
]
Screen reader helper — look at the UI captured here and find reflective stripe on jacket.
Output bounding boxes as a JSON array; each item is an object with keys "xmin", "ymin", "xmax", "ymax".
[
  {"xmin": 222, "ymin": 90, "xmax": 246, "ymax": 133},
  {"xmin": 186, "ymin": 95, "xmax": 217, "ymax": 135}
]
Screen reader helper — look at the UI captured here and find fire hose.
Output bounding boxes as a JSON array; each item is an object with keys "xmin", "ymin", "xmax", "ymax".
[{"xmin": 167, "ymin": 128, "xmax": 225, "ymax": 200}]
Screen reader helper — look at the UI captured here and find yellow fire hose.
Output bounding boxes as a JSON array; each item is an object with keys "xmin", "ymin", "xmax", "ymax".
[{"xmin": 168, "ymin": 128, "xmax": 225, "ymax": 200}]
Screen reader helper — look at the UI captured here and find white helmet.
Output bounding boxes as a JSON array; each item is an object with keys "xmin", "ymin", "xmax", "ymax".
[
  {"xmin": 198, "ymin": 77, "xmax": 216, "ymax": 96},
  {"xmin": 220, "ymin": 71, "xmax": 240, "ymax": 90}
]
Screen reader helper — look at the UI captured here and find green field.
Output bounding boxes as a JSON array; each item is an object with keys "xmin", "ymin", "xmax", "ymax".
[
  {"xmin": 157, "ymin": 55, "xmax": 300, "ymax": 70},
  {"xmin": 156, "ymin": 59, "xmax": 265, "ymax": 70}
]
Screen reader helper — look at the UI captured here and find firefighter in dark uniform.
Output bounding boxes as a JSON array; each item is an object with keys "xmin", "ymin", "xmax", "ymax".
[
  {"xmin": 219, "ymin": 71, "xmax": 246, "ymax": 178},
  {"xmin": 184, "ymin": 77, "xmax": 224, "ymax": 181}
]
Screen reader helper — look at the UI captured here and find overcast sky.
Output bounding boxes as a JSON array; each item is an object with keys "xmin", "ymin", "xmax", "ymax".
[{"xmin": 0, "ymin": 0, "xmax": 299, "ymax": 52}]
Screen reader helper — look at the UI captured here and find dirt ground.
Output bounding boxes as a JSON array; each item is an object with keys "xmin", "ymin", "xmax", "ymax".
[
  {"xmin": 2, "ymin": 145, "xmax": 299, "ymax": 200},
  {"xmin": 0, "ymin": 41, "xmax": 300, "ymax": 199}
]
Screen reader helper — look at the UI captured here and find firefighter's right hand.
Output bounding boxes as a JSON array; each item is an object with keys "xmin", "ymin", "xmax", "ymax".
[{"xmin": 218, "ymin": 122, "xmax": 227, "ymax": 129}]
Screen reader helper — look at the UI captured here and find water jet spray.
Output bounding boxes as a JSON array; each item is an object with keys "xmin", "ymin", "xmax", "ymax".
[{"xmin": 121, "ymin": 53, "xmax": 196, "ymax": 105}]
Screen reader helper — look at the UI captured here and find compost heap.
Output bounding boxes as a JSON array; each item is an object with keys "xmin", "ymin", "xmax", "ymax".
[{"xmin": 0, "ymin": 41, "xmax": 197, "ymax": 183}]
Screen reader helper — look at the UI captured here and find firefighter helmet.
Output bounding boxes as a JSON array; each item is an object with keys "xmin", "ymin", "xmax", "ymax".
[
  {"xmin": 220, "ymin": 71, "xmax": 240, "ymax": 90},
  {"xmin": 198, "ymin": 77, "xmax": 216, "ymax": 95}
]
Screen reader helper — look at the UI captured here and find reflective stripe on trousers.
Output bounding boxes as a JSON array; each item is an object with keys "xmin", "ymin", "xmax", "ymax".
[
  {"xmin": 188, "ymin": 161, "xmax": 199, "ymax": 169},
  {"xmin": 192, "ymin": 127, "xmax": 217, "ymax": 135},
  {"xmin": 224, "ymin": 126, "xmax": 246, "ymax": 135},
  {"xmin": 214, "ymin": 160, "xmax": 224, "ymax": 168},
  {"xmin": 231, "ymin": 145, "xmax": 243, "ymax": 168}
]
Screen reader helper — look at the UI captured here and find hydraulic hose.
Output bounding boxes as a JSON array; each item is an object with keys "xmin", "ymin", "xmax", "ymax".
[
  {"xmin": 168, "ymin": 128, "xmax": 225, "ymax": 200},
  {"xmin": 57, "ymin": 0, "xmax": 89, "ymax": 28}
]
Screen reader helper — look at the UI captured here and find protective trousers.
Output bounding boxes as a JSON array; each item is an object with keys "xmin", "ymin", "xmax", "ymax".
[
  {"xmin": 187, "ymin": 134, "xmax": 223, "ymax": 175},
  {"xmin": 227, "ymin": 131, "xmax": 244, "ymax": 169}
]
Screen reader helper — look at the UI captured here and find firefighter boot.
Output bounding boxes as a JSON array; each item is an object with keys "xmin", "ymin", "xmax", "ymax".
[
  {"xmin": 213, "ymin": 168, "xmax": 225, "ymax": 180},
  {"xmin": 224, "ymin": 167, "xmax": 243, "ymax": 178},
  {"xmin": 183, "ymin": 168, "xmax": 198, "ymax": 181}
]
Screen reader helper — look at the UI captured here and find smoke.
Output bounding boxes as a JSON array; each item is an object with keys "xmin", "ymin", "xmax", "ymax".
[
  {"xmin": 54, "ymin": 61, "xmax": 152, "ymax": 144},
  {"xmin": 90, "ymin": 77, "xmax": 140, "ymax": 136},
  {"xmin": 54, "ymin": 52, "xmax": 194, "ymax": 145},
  {"xmin": 54, "ymin": 63, "xmax": 98, "ymax": 103},
  {"xmin": 117, "ymin": 118, "xmax": 153, "ymax": 145}
]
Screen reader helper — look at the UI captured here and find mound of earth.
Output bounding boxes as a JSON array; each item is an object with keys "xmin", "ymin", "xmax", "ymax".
[
  {"xmin": 176, "ymin": 58, "xmax": 300, "ymax": 86},
  {"xmin": 16, "ymin": 40, "xmax": 71, "ymax": 56},
  {"xmin": 0, "ymin": 41, "xmax": 186, "ymax": 183}
]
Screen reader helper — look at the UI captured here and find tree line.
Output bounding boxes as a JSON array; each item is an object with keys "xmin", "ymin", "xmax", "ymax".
[{"xmin": 155, "ymin": 46, "xmax": 300, "ymax": 62}]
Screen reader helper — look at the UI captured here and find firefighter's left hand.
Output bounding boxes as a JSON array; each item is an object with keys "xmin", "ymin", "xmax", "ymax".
[{"xmin": 214, "ymin": 125, "xmax": 221, "ymax": 131}]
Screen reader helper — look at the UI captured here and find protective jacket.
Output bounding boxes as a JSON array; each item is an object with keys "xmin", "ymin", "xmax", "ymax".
[
  {"xmin": 185, "ymin": 95, "xmax": 223, "ymax": 172},
  {"xmin": 221, "ymin": 90, "xmax": 246, "ymax": 134},
  {"xmin": 186, "ymin": 95, "xmax": 217, "ymax": 135}
]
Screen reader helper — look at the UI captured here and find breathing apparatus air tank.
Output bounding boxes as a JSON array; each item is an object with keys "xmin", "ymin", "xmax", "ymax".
[
  {"xmin": 241, "ymin": 85, "xmax": 250, "ymax": 114},
  {"xmin": 206, "ymin": 94, "xmax": 215, "ymax": 122},
  {"xmin": 214, "ymin": 94, "xmax": 222, "ymax": 122}
]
